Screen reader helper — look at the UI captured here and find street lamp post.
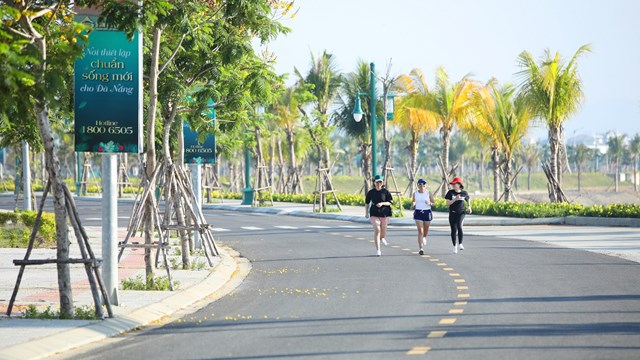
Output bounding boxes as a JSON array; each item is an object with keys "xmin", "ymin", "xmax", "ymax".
[
  {"xmin": 241, "ymin": 131, "xmax": 253, "ymax": 205},
  {"xmin": 241, "ymin": 106, "xmax": 265, "ymax": 205},
  {"xmin": 352, "ymin": 62, "xmax": 394, "ymax": 177}
]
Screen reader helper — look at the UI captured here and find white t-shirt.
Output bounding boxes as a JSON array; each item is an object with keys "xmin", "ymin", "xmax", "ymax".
[{"xmin": 414, "ymin": 190, "xmax": 431, "ymax": 210}]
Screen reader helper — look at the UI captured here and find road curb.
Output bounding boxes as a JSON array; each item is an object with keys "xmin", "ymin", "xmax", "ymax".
[
  {"xmin": 0, "ymin": 247, "xmax": 239, "ymax": 360},
  {"xmin": 204, "ymin": 204, "xmax": 638, "ymax": 227}
]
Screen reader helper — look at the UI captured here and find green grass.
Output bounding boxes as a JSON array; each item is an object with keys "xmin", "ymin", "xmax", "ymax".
[{"xmin": 298, "ymin": 172, "xmax": 625, "ymax": 195}]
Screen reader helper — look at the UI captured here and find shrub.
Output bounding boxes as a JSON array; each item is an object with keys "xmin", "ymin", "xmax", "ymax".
[
  {"xmin": 0, "ymin": 210, "xmax": 57, "ymax": 248},
  {"xmin": 121, "ymin": 274, "xmax": 178, "ymax": 291}
]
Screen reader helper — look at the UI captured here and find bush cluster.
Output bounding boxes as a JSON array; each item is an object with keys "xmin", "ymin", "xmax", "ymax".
[
  {"xmin": 217, "ymin": 191, "xmax": 640, "ymax": 219},
  {"xmin": 0, "ymin": 210, "xmax": 57, "ymax": 248}
]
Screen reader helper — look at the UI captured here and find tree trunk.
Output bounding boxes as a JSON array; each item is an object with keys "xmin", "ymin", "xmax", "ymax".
[
  {"xmin": 177, "ymin": 119, "xmax": 184, "ymax": 167},
  {"xmin": 276, "ymin": 138, "xmax": 285, "ymax": 193},
  {"xmin": 634, "ymin": 156, "xmax": 638, "ymax": 193},
  {"xmin": 441, "ymin": 127, "xmax": 451, "ymax": 197},
  {"xmin": 361, "ymin": 142, "xmax": 371, "ymax": 194},
  {"xmin": 255, "ymin": 126, "xmax": 265, "ymax": 192},
  {"xmin": 33, "ymin": 31, "xmax": 74, "ymax": 318},
  {"xmin": 144, "ymin": 26, "xmax": 162, "ymax": 286},
  {"xmin": 502, "ymin": 157, "xmax": 512, "ymax": 202},
  {"xmin": 577, "ymin": 164, "xmax": 582, "ymax": 192},
  {"xmin": 548, "ymin": 126, "xmax": 562, "ymax": 202},
  {"xmin": 615, "ymin": 160, "xmax": 620, "ymax": 193},
  {"xmin": 479, "ymin": 151, "xmax": 485, "ymax": 192},
  {"xmin": 408, "ymin": 132, "xmax": 419, "ymax": 196},
  {"xmin": 492, "ymin": 147, "xmax": 499, "ymax": 202},
  {"xmin": 527, "ymin": 167, "xmax": 532, "ymax": 191},
  {"xmin": 269, "ymin": 138, "xmax": 275, "ymax": 191},
  {"xmin": 286, "ymin": 128, "xmax": 299, "ymax": 194}
]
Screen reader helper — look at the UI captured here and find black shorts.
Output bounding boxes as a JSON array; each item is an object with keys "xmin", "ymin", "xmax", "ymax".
[{"xmin": 413, "ymin": 209, "xmax": 433, "ymax": 222}]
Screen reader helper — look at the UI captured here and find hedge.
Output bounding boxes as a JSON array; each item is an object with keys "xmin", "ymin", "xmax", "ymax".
[
  {"xmin": 0, "ymin": 210, "xmax": 57, "ymax": 248},
  {"xmin": 216, "ymin": 191, "xmax": 640, "ymax": 219}
]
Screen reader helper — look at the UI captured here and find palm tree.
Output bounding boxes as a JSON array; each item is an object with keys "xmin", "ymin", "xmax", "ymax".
[
  {"xmin": 405, "ymin": 67, "xmax": 475, "ymax": 196},
  {"xmin": 570, "ymin": 144, "xmax": 593, "ymax": 192},
  {"xmin": 272, "ymin": 84, "xmax": 313, "ymax": 193},
  {"xmin": 449, "ymin": 132, "xmax": 472, "ymax": 180},
  {"xmin": 295, "ymin": 50, "xmax": 342, "ymax": 171},
  {"xmin": 468, "ymin": 81, "xmax": 534, "ymax": 202},
  {"xmin": 516, "ymin": 45, "xmax": 591, "ymax": 202},
  {"xmin": 333, "ymin": 60, "xmax": 378, "ymax": 192},
  {"xmin": 607, "ymin": 133, "xmax": 627, "ymax": 193},
  {"xmin": 520, "ymin": 141, "xmax": 541, "ymax": 191},
  {"xmin": 629, "ymin": 133, "xmax": 640, "ymax": 192},
  {"xmin": 394, "ymin": 68, "xmax": 439, "ymax": 194}
]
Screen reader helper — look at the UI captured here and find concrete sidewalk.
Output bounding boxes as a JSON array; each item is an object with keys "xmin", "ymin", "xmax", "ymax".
[
  {"xmin": 0, "ymin": 225, "xmax": 246, "ymax": 360},
  {"xmin": 0, "ymin": 199, "xmax": 638, "ymax": 360}
]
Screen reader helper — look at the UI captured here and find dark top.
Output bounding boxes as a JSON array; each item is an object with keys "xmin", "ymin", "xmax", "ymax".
[
  {"xmin": 445, "ymin": 189, "xmax": 469, "ymax": 214},
  {"xmin": 365, "ymin": 188, "xmax": 394, "ymax": 217}
]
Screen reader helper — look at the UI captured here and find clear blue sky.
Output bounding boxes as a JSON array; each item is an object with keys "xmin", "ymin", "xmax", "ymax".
[{"xmin": 262, "ymin": 0, "xmax": 640, "ymax": 140}]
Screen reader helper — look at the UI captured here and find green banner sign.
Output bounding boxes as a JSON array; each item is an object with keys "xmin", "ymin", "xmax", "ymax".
[
  {"xmin": 74, "ymin": 16, "xmax": 142, "ymax": 153},
  {"xmin": 183, "ymin": 122, "xmax": 216, "ymax": 164}
]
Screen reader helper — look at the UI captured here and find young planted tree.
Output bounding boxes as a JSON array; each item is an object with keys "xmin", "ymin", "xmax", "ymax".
[
  {"xmin": 520, "ymin": 142, "xmax": 541, "ymax": 191},
  {"xmin": 479, "ymin": 83, "xmax": 534, "ymax": 202},
  {"xmin": 1, "ymin": 2, "xmax": 89, "ymax": 318},
  {"xmin": 272, "ymin": 84, "xmax": 314, "ymax": 193},
  {"xmin": 425, "ymin": 68, "xmax": 475, "ymax": 196},
  {"xmin": 295, "ymin": 50, "xmax": 341, "ymax": 207},
  {"xmin": 570, "ymin": 144, "xmax": 593, "ymax": 192},
  {"xmin": 394, "ymin": 68, "xmax": 439, "ymax": 194},
  {"xmin": 607, "ymin": 133, "xmax": 627, "ymax": 193},
  {"xmin": 629, "ymin": 133, "xmax": 640, "ymax": 192},
  {"xmin": 84, "ymin": 0, "xmax": 290, "ymax": 277},
  {"xmin": 517, "ymin": 45, "xmax": 591, "ymax": 202},
  {"xmin": 333, "ymin": 60, "xmax": 379, "ymax": 193}
]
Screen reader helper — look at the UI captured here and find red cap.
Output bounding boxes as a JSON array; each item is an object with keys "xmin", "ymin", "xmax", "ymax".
[{"xmin": 449, "ymin": 177, "xmax": 463, "ymax": 185}]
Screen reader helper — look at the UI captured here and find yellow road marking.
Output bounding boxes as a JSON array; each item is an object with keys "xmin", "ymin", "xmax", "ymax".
[
  {"xmin": 454, "ymin": 301, "xmax": 468, "ymax": 306},
  {"xmin": 436, "ymin": 263, "xmax": 447, "ymax": 266},
  {"xmin": 449, "ymin": 308, "xmax": 464, "ymax": 314},
  {"xmin": 457, "ymin": 286, "xmax": 469, "ymax": 290},
  {"xmin": 402, "ymin": 248, "xmax": 412, "ymax": 251},
  {"xmin": 406, "ymin": 346, "xmax": 431, "ymax": 355},
  {"xmin": 427, "ymin": 330, "xmax": 447, "ymax": 338},
  {"xmin": 439, "ymin": 318, "xmax": 457, "ymax": 325},
  {"xmin": 443, "ymin": 267, "xmax": 454, "ymax": 271},
  {"xmin": 454, "ymin": 279, "xmax": 465, "ymax": 283},
  {"xmin": 429, "ymin": 258, "xmax": 440, "ymax": 262},
  {"xmin": 392, "ymin": 245, "xmax": 401, "ymax": 248},
  {"xmin": 449, "ymin": 273, "xmax": 460, "ymax": 277},
  {"xmin": 344, "ymin": 235, "xmax": 353, "ymax": 238},
  {"xmin": 330, "ymin": 233, "xmax": 340, "ymax": 236},
  {"xmin": 356, "ymin": 237, "xmax": 365, "ymax": 240},
  {"xmin": 458, "ymin": 293, "xmax": 470, "ymax": 298}
]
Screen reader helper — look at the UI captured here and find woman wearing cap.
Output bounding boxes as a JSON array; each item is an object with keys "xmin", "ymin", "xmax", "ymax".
[
  {"xmin": 365, "ymin": 175, "xmax": 393, "ymax": 257},
  {"xmin": 445, "ymin": 177, "xmax": 472, "ymax": 254},
  {"xmin": 411, "ymin": 178, "xmax": 435, "ymax": 255}
]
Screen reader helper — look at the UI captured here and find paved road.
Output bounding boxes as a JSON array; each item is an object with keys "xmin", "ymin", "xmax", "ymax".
[{"xmin": 49, "ymin": 209, "xmax": 640, "ymax": 360}]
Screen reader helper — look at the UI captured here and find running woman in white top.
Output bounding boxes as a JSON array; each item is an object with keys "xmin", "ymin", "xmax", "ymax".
[{"xmin": 411, "ymin": 178, "xmax": 435, "ymax": 255}]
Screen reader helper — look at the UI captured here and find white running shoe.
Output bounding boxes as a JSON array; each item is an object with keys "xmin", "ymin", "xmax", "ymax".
[
  {"xmin": 422, "ymin": 237, "xmax": 427, "ymax": 247},
  {"xmin": 453, "ymin": 246, "xmax": 458, "ymax": 254},
  {"xmin": 376, "ymin": 250, "xmax": 382, "ymax": 257},
  {"xmin": 459, "ymin": 244, "xmax": 465, "ymax": 250},
  {"xmin": 381, "ymin": 238, "xmax": 388, "ymax": 246}
]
